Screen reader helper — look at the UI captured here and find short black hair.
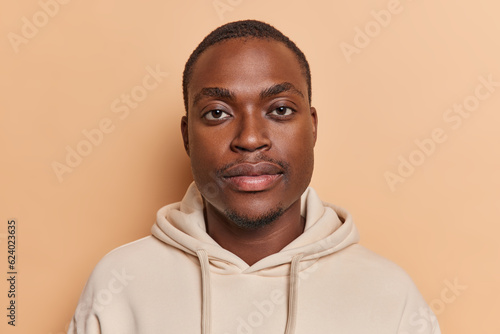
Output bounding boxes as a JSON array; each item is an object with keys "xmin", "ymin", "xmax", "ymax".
[{"xmin": 182, "ymin": 19, "xmax": 312, "ymax": 113}]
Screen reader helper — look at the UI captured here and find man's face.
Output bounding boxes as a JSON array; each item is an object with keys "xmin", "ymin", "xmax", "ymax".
[{"xmin": 182, "ymin": 38, "xmax": 317, "ymax": 228}]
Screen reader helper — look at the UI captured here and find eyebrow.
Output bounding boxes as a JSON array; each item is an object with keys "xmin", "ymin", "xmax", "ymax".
[
  {"xmin": 192, "ymin": 82, "xmax": 304, "ymax": 107},
  {"xmin": 260, "ymin": 82, "xmax": 304, "ymax": 100},
  {"xmin": 192, "ymin": 87, "xmax": 234, "ymax": 107}
]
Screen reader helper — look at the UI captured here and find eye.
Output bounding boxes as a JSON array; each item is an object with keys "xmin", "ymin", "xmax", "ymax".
[
  {"xmin": 270, "ymin": 106, "xmax": 294, "ymax": 117},
  {"xmin": 203, "ymin": 109, "xmax": 231, "ymax": 121}
]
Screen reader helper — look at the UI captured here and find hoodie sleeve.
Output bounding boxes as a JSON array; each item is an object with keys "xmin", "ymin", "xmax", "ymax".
[
  {"xmin": 396, "ymin": 282, "xmax": 441, "ymax": 334},
  {"xmin": 67, "ymin": 279, "xmax": 103, "ymax": 334},
  {"xmin": 67, "ymin": 313, "xmax": 101, "ymax": 334},
  {"xmin": 66, "ymin": 247, "xmax": 137, "ymax": 334}
]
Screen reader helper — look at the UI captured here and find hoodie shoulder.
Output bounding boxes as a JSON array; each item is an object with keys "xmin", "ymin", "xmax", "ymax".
[
  {"xmin": 339, "ymin": 243, "xmax": 418, "ymax": 287},
  {"xmin": 88, "ymin": 235, "xmax": 189, "ymax": 282},
  {"xmin": 98, "ymin": 236, "xmax": 164, "ymax": 265},
  {"xmin": 77, "ymin": 236, "xmax": 163, "ymax": 291},
  {"xmin": 326, "ymin": 244, "xmax": 440, "ymax": 333},
  {"xmin": 68, "ymin": 236, "xmax": 193, "ymax": 334}
]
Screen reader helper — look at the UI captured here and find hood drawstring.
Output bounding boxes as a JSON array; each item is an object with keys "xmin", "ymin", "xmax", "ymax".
[
  {"xmin": 196, "ymin": 250, "xmax": 304, "ymax": 334},
  {"xmin": 196, "ymin": 249, "xmax": 211, "ymax": 334},
  {"xmin": 284, "ymin": 253, "xmax": 304, "ymax": 334}
]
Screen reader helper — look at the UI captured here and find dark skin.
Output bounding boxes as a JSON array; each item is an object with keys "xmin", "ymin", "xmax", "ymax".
[{"xmin": 181, "ymin": 38, "xmax": 317, "ymax": 266}]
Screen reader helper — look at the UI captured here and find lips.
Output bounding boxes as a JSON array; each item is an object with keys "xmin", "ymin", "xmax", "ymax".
[{"xmin": 222, "ymin": 162, "xmax": 284, "ymax": 192}]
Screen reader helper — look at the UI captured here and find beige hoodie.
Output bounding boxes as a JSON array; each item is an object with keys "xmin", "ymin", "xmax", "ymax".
[{"xmin": 69, "ymin": 183, "xmax": 440, "ymax": 334}]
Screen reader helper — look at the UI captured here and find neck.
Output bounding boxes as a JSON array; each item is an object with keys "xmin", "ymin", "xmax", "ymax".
[{"xmin": 204, "ymin": 200, "xmax": 305, "ymax": 266}]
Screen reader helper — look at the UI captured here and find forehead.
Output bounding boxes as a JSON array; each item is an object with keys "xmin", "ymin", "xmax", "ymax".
[{"xmin": 188, "ymin": 38, "xmax": 307, "ymax": 106}]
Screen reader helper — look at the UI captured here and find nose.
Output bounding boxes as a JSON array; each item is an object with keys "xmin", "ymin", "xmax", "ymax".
[{"xmin": 230, "ymin": 112, "xmax": 271, "ymax": 153}]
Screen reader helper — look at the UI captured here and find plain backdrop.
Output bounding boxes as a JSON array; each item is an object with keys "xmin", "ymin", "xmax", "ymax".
[{"xmin": 1, "ymin": 0, "xmax": 499, "ymax": 333}]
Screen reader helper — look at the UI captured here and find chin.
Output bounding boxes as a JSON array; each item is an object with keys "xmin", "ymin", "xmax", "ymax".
[{"xmin": 224, "ymin": 205, "xmax": 285, "ymax": 230}]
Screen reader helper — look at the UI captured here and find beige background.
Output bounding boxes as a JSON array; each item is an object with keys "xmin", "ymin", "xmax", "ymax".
[{"xmin": 1, "ymin": 0, "xmax": 498, "ymax": 333}]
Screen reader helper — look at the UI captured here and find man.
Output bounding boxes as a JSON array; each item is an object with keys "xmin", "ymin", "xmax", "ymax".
[{"xmin": 69, "ymin": 20, "xmax": 440, "ymax": 334}]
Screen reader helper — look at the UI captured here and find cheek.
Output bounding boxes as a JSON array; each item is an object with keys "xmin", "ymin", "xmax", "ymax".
[
  {"xmin": 189, "ymin": 153, "xmax": 222, "ymax": 204},
  {"xmin": 188, "ymin": 131, "xmax": 226, "ymax": 185},
  {"xmin": 280, "ymin": 128, "xmax": 315, "ymax": 180},
  {"xmin": 190, "ymin": 151, "xmax": 215, "ymax": 182},
  {"xmin": 278, "ymin": 125, "xmax": 315, "ymax": 157}
]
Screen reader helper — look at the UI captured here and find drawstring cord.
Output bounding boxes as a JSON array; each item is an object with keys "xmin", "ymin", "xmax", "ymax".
[
  {"xmin": 196, "ymin": 250, "xmax": 211, "ymax": 334},
  {"xmin": 196, "ymin": 250, "xmax": 304, "ymax": 334},
  {"xmin": 284, "ymin": 253, "xmax": 304, "ymax": 334}
]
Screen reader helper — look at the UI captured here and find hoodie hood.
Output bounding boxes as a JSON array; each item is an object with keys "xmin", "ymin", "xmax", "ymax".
[
  {"xmin": 152, "ymin": 183, "xmax": 360, "ymax": 334},
  {"xmin": 151, "ymin": 182, "xmax": 359, "ymax": 275}
]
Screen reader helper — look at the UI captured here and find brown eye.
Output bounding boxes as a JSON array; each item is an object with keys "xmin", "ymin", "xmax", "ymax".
[
  {"xmin": 212, "ymin": 110, "xmax": 223, "ymax": 118},
  {"xmin": 204, "ymin": 109, "xmax": 230, "ymax": 121},
  {"xmin": 270, "ymin": 106, "xmax": 294, "ymax": 116}
]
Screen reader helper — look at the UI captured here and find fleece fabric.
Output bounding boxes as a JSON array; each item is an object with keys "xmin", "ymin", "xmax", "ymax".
[{"xmin": 69, "ymin": 183, "xmax": 440, "ymax": 334}]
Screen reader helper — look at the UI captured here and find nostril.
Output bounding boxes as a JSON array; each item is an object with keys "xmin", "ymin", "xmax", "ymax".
[{"xmin": 234, "ymin": 143, "xmax": 269, "ymax": 153}]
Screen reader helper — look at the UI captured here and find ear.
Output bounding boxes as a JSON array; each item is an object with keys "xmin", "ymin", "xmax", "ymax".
[
  {"xmin": 310, "ymin": 107, "xmax": 318, "ymax": 144},
  {"xmin": 181, "ymin": 115, "xmax": 190, "ymax": 156}
]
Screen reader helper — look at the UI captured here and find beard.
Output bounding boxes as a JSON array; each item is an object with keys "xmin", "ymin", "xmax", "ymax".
[{"xmin": 224, "ymin": 205, "xmax": 285, "ymax": 230}]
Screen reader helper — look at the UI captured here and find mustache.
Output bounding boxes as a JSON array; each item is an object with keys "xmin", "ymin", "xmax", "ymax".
[{"xmin": 215, "ymin": 155, "xmax": 290, "ymax": 178}]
